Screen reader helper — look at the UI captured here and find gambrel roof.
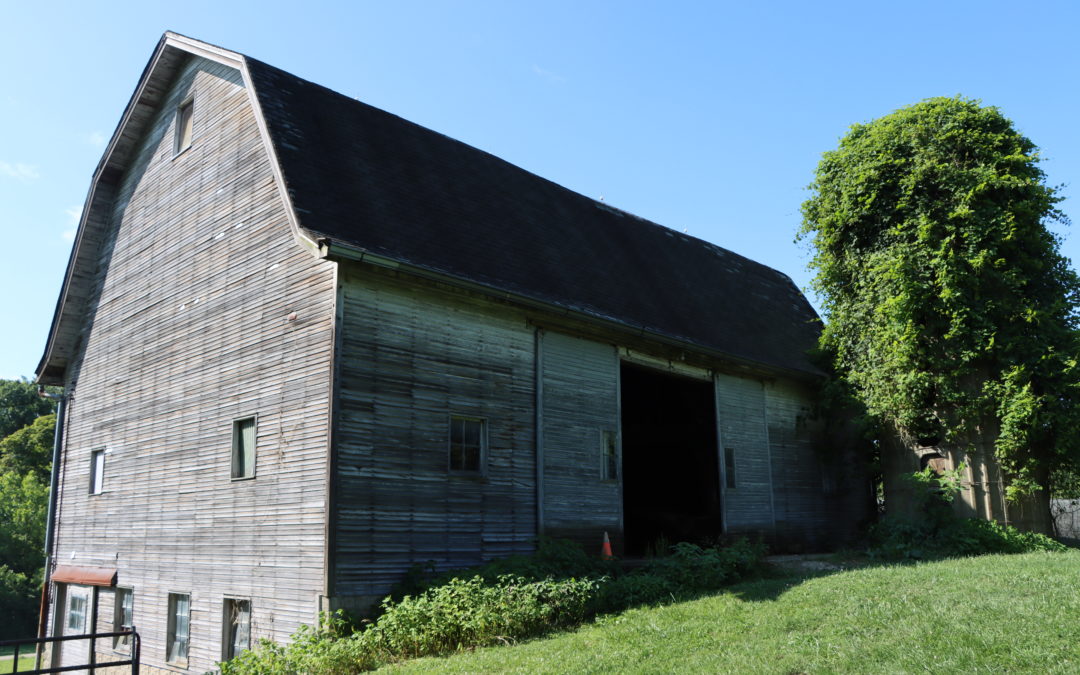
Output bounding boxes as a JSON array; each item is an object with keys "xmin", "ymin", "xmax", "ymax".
[{"xmin": 39, "ymin": 33, "xmax": 822, "ymax": 384}]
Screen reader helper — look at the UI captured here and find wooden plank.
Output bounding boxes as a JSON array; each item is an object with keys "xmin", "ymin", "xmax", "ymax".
[{"xmin": 540, "ymin": 331, "xmax": 621, "ymax": 546}]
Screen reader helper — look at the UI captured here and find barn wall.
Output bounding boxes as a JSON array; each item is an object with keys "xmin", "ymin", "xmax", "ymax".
[
  {"xmin": 765, "ymin": 379, "xmax": 855, "ymax": 550},
  {"xmin": 539, "ymin": 331, "xmax": 621, "ymax": 546},
  {"xmin": 51, "ymin": 55, "xmax": 335, "ymax": 672},
  {"xmin": 332, "ymin": 269, "xmax": 537, "ymax": 608},
  {"xmin": 715, "ymin": 373, "xmax": 775, "ymax": 533}
]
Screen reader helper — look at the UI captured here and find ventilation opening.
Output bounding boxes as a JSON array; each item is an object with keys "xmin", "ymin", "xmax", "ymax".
[{"xmin": 620, "ymin": 362, "xmax": 720, "ymax": 556}]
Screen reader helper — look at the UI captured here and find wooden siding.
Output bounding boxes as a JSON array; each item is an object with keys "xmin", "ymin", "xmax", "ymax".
[
  {"xmin": 49, "ymin": 55, "xmax": 335, "ymax": 674},
  {"xmin": 539, "ymin": 331, "xmax": 621, "ymax": 544},
  {"xmin": 715, "ymin": 373, "xmax": 775, "ymax": 532},
  {"xmin": 765, "ymin": 380, "xmax": 840, "ymax": 549},
  {"xmin": 333, "ymin": 269, "xmax": 536, "ymax": 603}
]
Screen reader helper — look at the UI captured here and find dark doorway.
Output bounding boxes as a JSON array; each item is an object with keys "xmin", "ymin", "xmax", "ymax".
[{"xmin": 620, "ymin": 362, "xmax": 720, "ymax": 556}]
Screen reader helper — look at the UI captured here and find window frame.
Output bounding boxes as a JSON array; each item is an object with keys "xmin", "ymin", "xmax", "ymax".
[
  {"xmin": 89, "ymin": 448, "xmax": 105, "ymax": 495},
  {"xmin": 221, "ymin": 597, "xmax": 252, "ymax": 661},
  {"xmin": 113, "ymin": 587, "xmax": 134, "ymax": 650},
  {"xmin": 231, "ymin": 416, "xmax": 257, "ymax": 481},
  {"xmin": 174, "ymin": 97, "xmax": 194, "ymax": 155},
  {"xmin": 447, "ymin": 415, "xmax": 487, "ymax": 475},
  {"xmin": 724, "ymin": 447, "xmax": 737, "ymax": 489},
  {"xmin": 66, "ymin": 592, "xmax": 87, "ymax": 633},
  {"xmin": 600, "ymin": 429, "xmax": 619, "ymax": 481},
  {"xmin": 166, "ymin": 592, "xmax": 191, "ymax": 665}
]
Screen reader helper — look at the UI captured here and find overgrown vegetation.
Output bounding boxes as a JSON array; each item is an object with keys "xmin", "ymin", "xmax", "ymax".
[
  {"xmin": 799, "ymin": 96, "xmax": 1080, "ymax": 501},
  {"xmin": 219, "ymin": 537, "xmax": 765, "ymax": 674},
  {"xmin": 867, "ymin": 466, "xmax": 1067, "ymax": 559}
]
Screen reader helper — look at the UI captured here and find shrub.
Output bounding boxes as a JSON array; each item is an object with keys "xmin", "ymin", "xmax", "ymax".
[
  {"xmin": 868, "ymin": 516, "xmax": 1067, "ymax": 560},
  {"xmin": 220, "ymin": 538, "xmax": 763, "ymax": 673},
  {"xmin": 390, "ymin": 536, "xmax": 617, "ymax": 601}
]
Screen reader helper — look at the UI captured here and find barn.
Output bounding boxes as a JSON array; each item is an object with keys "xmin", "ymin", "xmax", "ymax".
[{"xmin": 36, "ymin": 32, "xmax": 869, "ymax": 673}]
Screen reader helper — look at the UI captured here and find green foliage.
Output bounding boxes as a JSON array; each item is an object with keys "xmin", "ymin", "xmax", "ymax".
[
  {"xmin": 390, "ymin": 536, "xmax": 618, "ymax": 601},
  {"xmin": 1051, "ymin": 467, "xmax": 1080, "ymax": 499},
  {"xmin": 592, "ymin": 538, "xmax": 764, "ymax": 614},
  {"xmin": 0, "ymin": 565, "xmax": 39, "ymax": 641},
  {"xmin": 869, "ymin": 515, "xmax": 1066, "ymax": 560},
  {"xmin": 905, "ymin": 463, "xmax": 966, "ymax": 504},
  {"xmin": 0, "ymin": 471, "xmax": 48, "ymax": 577},
  {"xmin": 800, "ymin": 96, "xmax": 1080, "ymax": 494},
  {"xmin": 870, "ymin": 465, "xmax": 1066, "ymax": 559},
  {"xmin": 0, "ymin": 413, "xmax": 54, "ymax": 480},
  {"xmin": 220, "ymin": 577, "xmax": 597, "ymax": 673},
  {"xmin": 389, "ymin": 552, "xmax": 1080, "ymax": 674},
  {"xmin": 0, "ymin": 379, "xmax": 56, "ymax": 441},
  {"xmin": 220, "ymin": 538, "xmax": 764, "ymax": 673}
]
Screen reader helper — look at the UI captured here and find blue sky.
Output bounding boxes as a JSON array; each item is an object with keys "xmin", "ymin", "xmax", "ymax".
[{"xmin": 3, "ymin": 1, "xmax": 1080, "ymax": 380}]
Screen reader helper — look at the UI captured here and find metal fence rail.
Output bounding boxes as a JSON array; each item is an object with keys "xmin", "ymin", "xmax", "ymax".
[{"xmin": 0, "ymin": 628, "xmax": 139, "ymax": 674}]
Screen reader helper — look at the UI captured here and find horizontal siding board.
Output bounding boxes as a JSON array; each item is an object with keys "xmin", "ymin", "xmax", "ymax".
[
  {"xmin": 333, "ymin": 272, "xmax": 536, "ymax": 599},
  {"xmin": 716, "ymin": 373, "xmax": 774, "ymax": 532},
  {"xmin": 540, "ymin": 331, "xmax": 621, "ymax": 542},
  {"xmin": 766, "ymin": 380, "xmax": 865, "ymax": 550}
]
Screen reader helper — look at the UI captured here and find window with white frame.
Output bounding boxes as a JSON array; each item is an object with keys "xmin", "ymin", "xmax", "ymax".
[
  {"xmin": 166, "ymin": 592, "xmax": 190, "ymax": 663},
  {"xmin": 232, "ymin": 417, "xmax": 256, "ymax": 479},
  {"xmin": 601, "ymin": 430, "xmax": 618, "ymax": 481},
  {"xmin": 113, "ymin": 587, "xmax": 133, "ymax": 649},
  {"xmin": 175, "ymin": 99, "xmax": 194, "ymax": 153},
  {"xmin": 89, "ymin": 449, "xmax": 105, "ymax": 495},
  {"xmin": 222, "ymin": 598, "xmax": 251, "ymax": 661},
  {"xmin": 66, "ymin": 593, "xmax": 87, "ymax": 633},
  {"xmin": 448, "ymin": 416, "xmax": 486, "ymax": 473}
]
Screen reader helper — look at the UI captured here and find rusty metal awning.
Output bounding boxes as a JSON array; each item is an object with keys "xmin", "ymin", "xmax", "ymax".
[{"xmin": 52, "ymin": 565, "xmax": 117, "ymax": 586}]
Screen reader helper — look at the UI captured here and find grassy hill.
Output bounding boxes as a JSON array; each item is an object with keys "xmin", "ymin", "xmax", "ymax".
[{"xmin": 384, "ymin": 550, "xmax": 1080, "ymax": 673}]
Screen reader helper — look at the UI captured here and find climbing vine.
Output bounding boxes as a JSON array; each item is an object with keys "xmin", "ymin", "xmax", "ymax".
[{"xmin": 800, "ymin": 96, "xmax": 1080, "ymax": 497}]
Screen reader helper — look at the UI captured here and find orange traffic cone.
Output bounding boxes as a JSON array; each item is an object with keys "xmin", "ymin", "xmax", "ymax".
[{"xmin": 600, "ymin": 531, "xmax": 614, "ymax": 559}]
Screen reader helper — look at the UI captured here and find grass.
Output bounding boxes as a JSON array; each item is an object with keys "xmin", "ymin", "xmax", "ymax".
[
  {"xmin": 382, "ymin": 550, "xmax": 1080, "ymax": 673},
  {"xmin": 0, "ymin": 655, "xmax": 38, "ymax": 674}
]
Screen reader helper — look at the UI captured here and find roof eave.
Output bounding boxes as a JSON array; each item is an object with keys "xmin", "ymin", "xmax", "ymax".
[{"xmin": 318, "ymin": 238, "xmax": 824, "ymax": 382}]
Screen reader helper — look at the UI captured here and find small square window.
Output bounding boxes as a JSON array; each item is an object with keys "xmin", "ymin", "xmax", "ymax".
[
  {"xmin": 448, "ymin": 416, "xmax": 485, "ymax": 473},
  {"xmin": 167, "ymin": 592, "xmax": 190, "ymax": 663},
  {"xmin": 601, "ymin": 430, "xmax": 619, "ymax": 481},
  {"xmin": 724, "ymin": 447, "xmax": 737, "ymax": 489},
  {"xmin": 175, "ymin": 99, "xmax": 194, "ymax": 153},
  {"xmin": 113, "ymin": 587, "xmax": 134, "ymax": 650},
  {"xmin": 89, "ymin": 449, "xmax": 105, "ymax": 495},
  {"xmin": 232, "ymin": 417, "xmax": 256, "ymax": 480},
  {"xmin": 67, "ymin": 593, "xmax": 87, "ymax": 632},
  {"xmin": 222, "ymin": 598, "xmax": 251, "ymax": 661}
]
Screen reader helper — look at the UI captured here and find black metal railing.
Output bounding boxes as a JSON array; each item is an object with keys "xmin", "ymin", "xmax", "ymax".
[{"xmin": 0, "ymin": 627, "xmax": 139, "ymax": 674}]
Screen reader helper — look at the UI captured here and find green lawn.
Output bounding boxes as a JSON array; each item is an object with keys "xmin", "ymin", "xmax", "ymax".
[
  {"xmin": 383, "ymin": 550, "xmax": 1080, "ymax": 674},
  {"xmin": 0, "ymin": 655, "xmax": 38, "ymax": 674}
]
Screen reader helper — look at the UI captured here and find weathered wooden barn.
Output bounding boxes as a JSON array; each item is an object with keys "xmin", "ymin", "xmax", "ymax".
[{"xmin": 36, "ymin": 33, "xmax": 869, "ymax": 673}]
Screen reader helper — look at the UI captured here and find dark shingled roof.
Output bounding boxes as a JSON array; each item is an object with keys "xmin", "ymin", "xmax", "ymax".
[{"xmin": 246, "ymin": 58, "xmax": 822, "ymax": 377}]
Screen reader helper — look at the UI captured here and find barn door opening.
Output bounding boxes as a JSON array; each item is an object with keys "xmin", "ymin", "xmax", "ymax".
[{"xmin": 620, "ymin": 362, "xmax": 720, "ymax": 556}]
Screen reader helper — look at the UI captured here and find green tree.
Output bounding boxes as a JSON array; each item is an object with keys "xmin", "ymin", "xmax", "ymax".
[
  {"xmin": 0, "ymin": 378, "xmax": 56, "ymax": 440},
  {"xmin": 0, "ymin": 564, "xmax": 39, "ymax": 641},
  {"xmin": 0, "ymin": 470, "xmax": 48, "ymax": 579},
  {"xmin": 800, "ymin": 97, "xmax": 1080, "ymax": 515},
  {"xmin": 0, "ymin": 413, "xmax": 54, "ymax": 481}
]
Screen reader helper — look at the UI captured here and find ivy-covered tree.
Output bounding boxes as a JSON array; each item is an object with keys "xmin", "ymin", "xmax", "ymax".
[{"xmin": 800, "ymin": 97, "xmax": 1080, "ymax": 521}]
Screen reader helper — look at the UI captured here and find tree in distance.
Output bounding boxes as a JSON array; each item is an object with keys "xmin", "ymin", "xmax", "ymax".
[
  {"xmin": 0, "ymin": 378, "xmax": 56, "ymax": 440},
  {"xmin": 800, "ymin": 96, "xmax": 1080, "ymax": 527}
]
